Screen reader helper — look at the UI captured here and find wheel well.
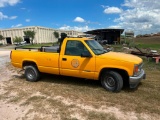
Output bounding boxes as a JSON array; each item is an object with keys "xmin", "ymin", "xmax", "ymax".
[
  {"xmin": 23, "ymin": 61, "xmax": 37, "ymax": 69},
  {"xmin": 99, "ymin": 68, "xmax": 129, "ymax": 86}
]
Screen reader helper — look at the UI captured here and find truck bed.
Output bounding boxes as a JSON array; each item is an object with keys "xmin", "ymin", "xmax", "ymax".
[
  {"xmin": 15, "ymin": 45, "xmax": 60, "ymax": 53},
  {"xmin": 42, "ymin": 46, "xmax": 60, "ymax": 53}
]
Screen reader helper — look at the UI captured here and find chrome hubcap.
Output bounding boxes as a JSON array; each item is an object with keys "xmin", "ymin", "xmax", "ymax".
[
  {"xmin": 105, "ymin": 77, "xmax": 115, "ymax": 87},
  {"xmin": 27, "ymin": 70, "xmax": 34, "ymax": 80}
]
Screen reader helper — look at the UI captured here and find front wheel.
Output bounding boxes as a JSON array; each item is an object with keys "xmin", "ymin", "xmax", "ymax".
[
  {"xmin": 101, "ymin": 71, "xmax": 123, "ymax": 92},
  {"xmin": 24, "ymin": 65, "xmax": 40, "ymax": 82}
]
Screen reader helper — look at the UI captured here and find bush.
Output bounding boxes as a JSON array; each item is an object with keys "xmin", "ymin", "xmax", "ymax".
[{"xmin": 13, "ymin": 36, "xmax": 23, "ymax": 44}]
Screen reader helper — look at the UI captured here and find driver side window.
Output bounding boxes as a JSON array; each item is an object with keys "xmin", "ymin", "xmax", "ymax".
[{"xmin": 65, "ymin": 40, "xmax": 89, "ymax": 56}]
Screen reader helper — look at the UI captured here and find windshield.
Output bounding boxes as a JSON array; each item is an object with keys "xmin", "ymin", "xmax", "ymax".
[{"xmin": 85, "ymin": 40, "xmax": 108, "ymax": 55}]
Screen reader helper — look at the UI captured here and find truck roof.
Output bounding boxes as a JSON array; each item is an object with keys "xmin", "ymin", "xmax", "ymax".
[{"xmin": 64, "ymin": 37, "xmax": 93, "ymax": 41}]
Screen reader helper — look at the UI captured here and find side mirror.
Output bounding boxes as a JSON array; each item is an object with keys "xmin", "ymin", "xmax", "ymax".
[{"xmin": 81, "ymin": 52, "xmax": 92, "ymax": 58}]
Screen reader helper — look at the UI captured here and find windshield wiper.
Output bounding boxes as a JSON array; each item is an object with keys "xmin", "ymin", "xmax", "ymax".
[
  {"xmin": 92, "ymin": 49, "xmax": 108, "ymax": 55},
  {"xmin": 92, "ymin": 49, "xmax": 103, "ymax": 51}
]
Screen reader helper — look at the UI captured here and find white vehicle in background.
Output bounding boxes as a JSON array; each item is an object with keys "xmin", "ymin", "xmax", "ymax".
[
  {"xmin": 97, "ymin": 40, "xmax": 108, "ymax": 45},
  {"xmin": 14, "ymin": 41, "xmax": 26, "ymax": 46}
]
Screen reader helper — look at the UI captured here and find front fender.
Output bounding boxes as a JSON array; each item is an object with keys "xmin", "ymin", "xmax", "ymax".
[{"xmin": 94, "ymin": 65, "xmax": 133, "ymax": 80}]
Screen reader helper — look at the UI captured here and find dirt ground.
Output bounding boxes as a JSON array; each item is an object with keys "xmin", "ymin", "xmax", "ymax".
[
  {"xmin": 0, "ymin": 49, "xmax": 22, "ymax": 120},
  {"xmin": 0, "ymin": 48, "xmax": 159, "ymax": 120}
]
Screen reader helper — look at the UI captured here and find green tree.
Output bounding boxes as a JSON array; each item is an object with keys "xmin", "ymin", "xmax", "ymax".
[
  {"xmin": 23, "ymin": 30, "xmax": 36, "ymax": 45},
  {"xmin": 13, "ymin": 36, "xmax": 23, "ymax": 45},
  {"xmin": 0, "ymin": 34, "xmax": 5, "ymax": 41},
  {"xmin": 53, "ymin": 31, "xmax": 59, "ymax": 41},
  {"xmin": 0, "ymin": 35, "xmax": 5, "ymax": 45}
]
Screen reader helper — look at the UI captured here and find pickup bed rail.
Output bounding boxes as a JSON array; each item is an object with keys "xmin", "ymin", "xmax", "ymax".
[{"xmin": 15, "ymin": 45, "xmax": 60, "ymax": 53}]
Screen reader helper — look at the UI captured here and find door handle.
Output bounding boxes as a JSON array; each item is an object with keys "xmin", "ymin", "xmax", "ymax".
[{"xmin": 62, "ymin": 58, "xmax": 67, "ymax": 61}]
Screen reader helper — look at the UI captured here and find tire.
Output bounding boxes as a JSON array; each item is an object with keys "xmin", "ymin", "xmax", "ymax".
[
  {"xmin": 25, "ymin": 65, "xmax": 40, "ymax": 82},
  {"xmin": 101, "ymin": 71, "xmax": 123, "ymax": 92}
]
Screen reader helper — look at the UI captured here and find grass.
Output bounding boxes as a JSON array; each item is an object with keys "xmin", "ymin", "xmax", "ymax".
[
  {"xmin": 119, "ymin": 36, "xmax": 160, "ymax": 50},
  {"xmin": 136, "ymin": 43, "xmax": 160, "ymax": 50},
  {"xmin": 21, "ymin": 43, "xmax": 55, "ymax": 48},
  {"xmin": 23, "ymin": 43, "xmax": 53, "ymax": 48},
  {"xmin": 131, "ymin": 36, "xmax": 160, "ymax": 50}
]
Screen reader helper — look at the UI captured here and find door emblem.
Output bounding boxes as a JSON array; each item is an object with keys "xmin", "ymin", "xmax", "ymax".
[{"xmin": 71, "ymin": 59, "xmax": 79, "ymax": 68}]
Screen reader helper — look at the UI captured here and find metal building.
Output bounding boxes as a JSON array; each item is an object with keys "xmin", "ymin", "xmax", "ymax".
[
  {"xmin": 0, "ymin": 26, "xmax": 83, "ymax": 44},
  {"xmin": 85, "ymin": 28, "xmax": 124, "ymax": 44}
]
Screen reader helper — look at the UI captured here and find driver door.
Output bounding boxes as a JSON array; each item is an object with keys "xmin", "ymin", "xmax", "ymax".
[{"xmin": 60, "ymin": 40, "xmax": 96, "ymax": 79}]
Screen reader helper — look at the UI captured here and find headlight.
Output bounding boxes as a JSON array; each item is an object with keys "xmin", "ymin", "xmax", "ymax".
[{"xmin": 133, "ymin": 64, "xmax": 141, "ymax": 76}]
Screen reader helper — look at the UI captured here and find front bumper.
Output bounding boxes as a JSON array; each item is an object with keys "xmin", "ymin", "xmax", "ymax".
[{"xmin": 129, "ymin": 69, "xmax": 146, "ymax": 88}]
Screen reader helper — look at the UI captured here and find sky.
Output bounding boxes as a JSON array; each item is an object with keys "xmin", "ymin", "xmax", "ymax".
[{"xmin": 0, "ymin": 0, "xmax": 160, "ymax": 35}]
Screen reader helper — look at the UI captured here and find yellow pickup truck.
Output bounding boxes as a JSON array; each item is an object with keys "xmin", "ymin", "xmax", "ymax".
[{"xmin": 11, "ymin": 37, "xmax": 146, "ymax": 92}]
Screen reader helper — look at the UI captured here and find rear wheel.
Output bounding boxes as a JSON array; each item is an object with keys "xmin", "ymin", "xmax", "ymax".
[
  {"xmin": 101, "ymin": 71, "xmax": 123, "ymax": 92},
  {"xmin": 25, "ymin": 65, "xmax": 40, "ymax": 82}
]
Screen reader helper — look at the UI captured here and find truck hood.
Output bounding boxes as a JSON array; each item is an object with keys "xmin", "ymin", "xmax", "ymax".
[{"xmin": 97, "ymin": 52, "xmax": 142, "ymax": 64}]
